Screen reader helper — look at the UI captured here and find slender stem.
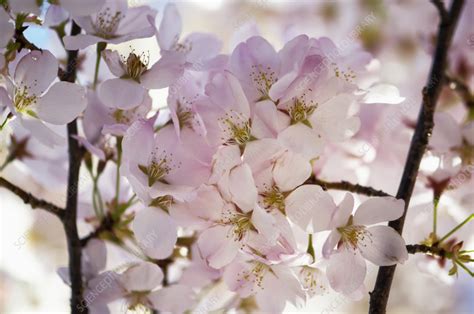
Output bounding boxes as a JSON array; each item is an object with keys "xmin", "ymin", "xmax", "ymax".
[
  {"xmin": 115, "ymin": 137, "xmax": 123, "ymax": 207},
  {"xmin": 455, "ymin": 260, "xmax": 474, "ymax": 277},
  {"xmin": 369, "ymin": 1, "xmax": 465, "ymax": 313},
  {"xmin": 93, "ymin": 42, "xmax": 106, "ymax": 88},
  {"xmin": 0, "ymin": 177, "xmax": 65, "ymax": 219},
  {"xmin": 310, "ymin": 177, "xmax": 391, "ymax": 197},
  {"xmin": 306, "ymin": 234, "xmax": 315, "ymax": 262},
  {"xmin": 437, "ymin": 214, "xmax": 474, "ymax": 244},
  {"xmin": 0, "ymin": 114, "xmax": 12, "ymax": 130},
  {"xmin": 433, "ymin": 196, "xmax": 440, "ymax": 236}
]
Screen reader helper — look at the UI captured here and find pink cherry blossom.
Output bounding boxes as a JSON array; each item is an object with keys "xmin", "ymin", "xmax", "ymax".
[{"xmin": 0, "ymin": 50, "xmax": 87, "ymax": 146}]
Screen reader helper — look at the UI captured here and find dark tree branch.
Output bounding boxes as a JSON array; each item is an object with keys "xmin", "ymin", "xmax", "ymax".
[
  {"xmin": 310, "ymin": 177, "xmax": 391, "ymax": 197},
  {"xmin": 14, "ymin": 27, "xmax": 41, "ymax": 51},
  {"xmin": 431, "ymin": 0, "xmax": 449, "ymax": 21},
  {"xmin": 60, "ymin": 21, "xmax": 87, "ymax": 314},
  {"xmin": 0, "ymin": 177, "xmax": 64, "ymax": 220},
  {"xmin": 369, "ymin": 1, "xmax": 465, "ymax": 313}
]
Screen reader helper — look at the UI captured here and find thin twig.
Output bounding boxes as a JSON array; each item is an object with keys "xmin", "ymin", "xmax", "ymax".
[
  {"xmin": 406, "ymin": 244, "xmax": 449, "ymax": 258},
  {"xmin": 369, "ymin": 1, "xmax": 465, "ymax": 313},
  {"xmin": 0, "ymin": 177, "xmax": 64, "ymax": 220},
  {"xmin": 14, "ymin": 28, "xmax": 41, "ymax": 51},
  {"xmin": 310, "ymin": 177, "xmax": 392, "ymax": 197},
  {"xmin": 61, "ymin": 21, "xmax": 87, "ymax": 314}
]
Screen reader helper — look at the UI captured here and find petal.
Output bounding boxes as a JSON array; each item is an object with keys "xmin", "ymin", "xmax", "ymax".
[
  {"xmin": 102, "ymin": 49, "xmax": 125, "ymax": 77},
  {"xmin": 359, "ymin": 225, "xmax": 408, "ymax": 266},
  {"xmin": 242, "ymin": 138, "xmax": 282, "ymax": 174},
  {"xmin": 197, "ymin": 225, "xmax": 240, "ymax": 269},
  {"xmin": 228, "ymin": 164, "xmax": 258, "ymax": 212},
  {"xmin": 122, "ymin": 118, "xmax": 155, "ymax": 165},
  {"xmin": 19, "ymin": 117, "xmax": 66, "ymax": 147},
  {"xmin": 141, "ymin": 52, "xmax": 185, "ymax": 89},
  {"xmin": 119, "ymin": 262, "xmax": 163, "ymax": 292},
  {"xmin": 330, "ymin": 193, "xmax": 354, "ymax": 227},
  {"xmin": 158, "ymin": 3, "xmax": 181, "ymax": 50},
  {"xmin": 83, "ymin": 239, "xmax": 107, "ymax": 275},
  {"xmin": 277, "ymin": 123, "xmax": 324, "ymax": 160},
  {"xmin": 98, "ymin": 78, "xmax": 145, "ymax": 109},
  {"xmin": 184, "ymin": 33, "xmax": 222, "ymax": 63},
  {"xmin": 285, "ymin": 185, "xmax": 336, "ymax": 233},
  {"xmin": 132, "ymin": 207, "xmax": 177, "ymax": 260},
  {"xmin": 326, "ymin": 249, "xmax": 366, "ymax": 295},
  {"xmin": 61, "ymin": 0, "xmax": 106, "ymax": 16},
  {"xmin": 322, "ymin": 230, "xmax": 342, "ymax": 258},
  {"xmin": 14, "ymin": 50, "xmax": 58, "ymax": 95},
  {"xmin": 37, "ymin": 82, "xmax": 87, "ymax": 125},
  {"xmin": 251, "ymin": 205, "xmax": 278, "ymax": 243},
  {"xmin": 0, "ymin": 8, "xmax": 14, "ymax": 48},
  {"xmin": 273, "ymin": 150, "xmax": 311, "ymax": 192},
  {"xmin": 430, "ymin": 112, "xmax": 463, "ymax": 151},
  {"xmin": 363, "ymin": 83, "xmax": 405, "ymax": 104},
  {"xmin": 64, "ymin": 34, "xmax": 102, "ymax": 50},
  {"xmin": 149, "ymin": 285, "xmax": 195, "ymax": 313},
  {"xmin": 353, "ymin": 197, "xmax": 405, "ymax": 225},
  {"xmin": 251, "ymin": 100, "xmax": 291, "ymax": 138}
]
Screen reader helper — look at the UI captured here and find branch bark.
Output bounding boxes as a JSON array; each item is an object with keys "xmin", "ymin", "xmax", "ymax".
[
  {"xmin": 311, "ymin": 177, "xmax": 391, "ymax": 197},
  {"xmin": 60, "ymin": 22, "xmax": 87, "ymax": 314},
  {"xmin": 0, "ymin": 177, "xmax": 65, "ymax": 220},
  {"xmin": 406, "ymin": 244, "xmax": 449, "ymax": 258},
  {"xmin": 369, "ymin": 1, "xmax": 465, "ymax": 313}
]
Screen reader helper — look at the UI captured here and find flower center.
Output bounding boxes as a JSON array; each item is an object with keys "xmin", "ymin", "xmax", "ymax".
[
  {"xmin": 125, "ymin": 291, "xmax": 152, "ymax": 313},
  {"xmin": 249, "ymin": 64, "xmax": 276, "ymax": 100},
  {"xmin": 337, "ymin": 223, "xmax": 371, "ymax": 250},
  {"xmin": 219, "ymin": 110, "xmax": 253, "ymax": 146},
  {"xmin": 138, "ymin": 151, "xmax": 177, "ymax": 187},
  {"xmin": 176, "ymin": 101, "xmax": 193, "ymax": 130},
  {"xmin": 262, "ymin": 186, "xmax": 285, "ymax": 213},
  {"xmin": 300, "ymin": 267, "xmax": 327, "ymax": 296},
  {"xmin": 14, "ymin": 86, "xmax": 38, "ymax": 114},
  {"xmin": 124, "ymin": 52, "xmax": 149, "ymax": 81},
  {"xmin": 237, "ymin": 262, "xmax": 270, "ymax": 291},
  {"xmin": 230, "ymin": 213, "xmax": 253, "ymax": 242},
  {"xmin": 93, "ymin": 8, "xmax": 124, "ymax": 39},
  {"xmin": 288, "ymin": 97, "xmax": 317, "ymax": 126},
  {"xmin": 172, "ymin": 40, "xmax": 192, "ymax": 54}
]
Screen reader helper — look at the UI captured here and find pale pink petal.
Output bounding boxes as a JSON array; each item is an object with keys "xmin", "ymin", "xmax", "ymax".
[
  {"xmin": 430, "ymin": 112, "xmax": 463, "ymax": 151},
  {"xmin": 141, "ymin": 52, "xmax": 185, "ymax": 89},
  {"xmin": 64, "ymin": 34, "xmax": 102, "ymax": 50},
  {"xmin": 330, "ymin": 193, "xmax": 354, "ymax": 228},
  {"xmin": 122, "ymin": 118, "xmax": 155, "ymax": 165},
  {"xmin": 198, "ymin": 226, "xmax": 240, "ymax": 269},
  {"xmin": 273, "ymin": 150, "xmax": 311, "ymax": 192},
  {"xmin": 228, "ymin": 164, "xmax": 258, "ymax": 212},
  {"xmin": 61, "ymin": 0, "xmax": 106, "ymax": 16},
  {"xmin": 362, "ymin": 84, "xmax": 405, "ymax": 104},
  {"xmin": 251, "ymin": 205, "xmax": 277, "ymax": 243},
  {"xmin": 322, "ymin": 230, "xmax": 342, "ymax": 258},
  {"xmin": 184, "ymin": 33, "xmax": 222, "ymax": 63},
  {"xmin": 277, "ymin": 123, "xmax": 324, "ymax": 160},
  {"xmin": 14, "ymin": 50, "xmax": 58, "ymax": 95},
  {"xmin": 149, "ymin": 285, "xmax": 195, "ymax": 313},
  {"xmin": 359, "ymin": 225, "xmax": 408, "ymax": 266},
  {"xmin": 37, "ymin": 82, "xmax": 87, "ymax": 125},
  {"xmin": 462, "ymin": 121, "xmax": 474, "ymax": 145},
  {"xmin": 223, "ymin": 261, "xmax": 255, "ymax": 297},
  {"xmin": 98, "ymin": 78, "xmax": 145, "ymax": 109},
  {"xmin": 242, "ymin": 138, "xmax": 282, "ymax": 174},
  {"xmin": 158, "ymin": 3, "xmax": 181, "ymax": 50},
  {"xmin": 119, "ymin": 262, "xmax": 163, "ymax": 292},
  {"xmin": 132, "ymin": 207, "xmax": 177, "ymax": 260},
  {"xmin": 225, "ymin": 71, "xmax": 251, "ymax": 118},
  {"xmin": 353, "ymin": 197, "xmax": 405, "ymax": 226},
  {"xmin": 251, "ymin": 100, "xmax": 291, "ymax": 138},
  {"xmin": 102, "ymin": 50, "xmax": 125, "ymax": 77},
  {"xmin": 285, "ymin": 185, "xmax": 336, "ymax": 233},
  {"xmin": 83, "ymin": 239, "xmax": 107, "ymax": 275},
  {"xmin": 9, "ymin": 0, "xmax": 39, "ymax": 15},
  {"xmin": 0, "ymin": 8, "xmax": 14, "ymax": 48},
  {"xmin": 20, "ymin": 117, "xmax": 66, "ymax": 147},
  {"xmin": 327, "ymin": 249, "xmax": 366, "ymax": 295}
]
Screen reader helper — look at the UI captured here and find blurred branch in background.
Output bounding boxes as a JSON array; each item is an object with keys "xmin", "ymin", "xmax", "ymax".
[{"xmin": 0, "ymin": 177, "xmax": 65, "ymax": 220}]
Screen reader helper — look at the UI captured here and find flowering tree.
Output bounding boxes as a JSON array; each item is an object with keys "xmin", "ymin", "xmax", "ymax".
[{"xmin": 0, "ymin": 0, "xmax": 472, "ymax": 313}]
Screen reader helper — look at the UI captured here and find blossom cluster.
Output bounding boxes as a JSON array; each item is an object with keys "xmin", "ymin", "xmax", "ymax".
[{"xmin": 0, "ymin": 0, "xmax": 472, "ymax": 313}]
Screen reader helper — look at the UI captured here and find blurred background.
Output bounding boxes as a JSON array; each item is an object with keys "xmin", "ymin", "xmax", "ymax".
[{"xmin": 1, "ymin": 0, "xmax": 473, "ymax": 313}]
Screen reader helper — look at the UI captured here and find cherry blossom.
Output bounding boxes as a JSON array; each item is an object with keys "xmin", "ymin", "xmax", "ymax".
[
  {"xmin": 63, "ymin": 0, "xmax": 157, "ymax": 50},
  {"xmin": 0, "ymin": 50, "xmax": 86, "ymax": 146}
]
